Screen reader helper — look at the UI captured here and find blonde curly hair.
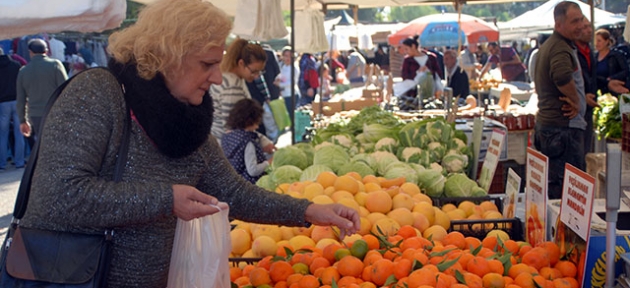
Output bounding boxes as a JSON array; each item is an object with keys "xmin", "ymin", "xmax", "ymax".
[{"xmin": 108, "ymin": 0, "xmax": 232, "ymax": 80}]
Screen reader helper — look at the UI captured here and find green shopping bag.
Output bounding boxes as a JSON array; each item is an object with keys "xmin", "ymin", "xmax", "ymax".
[{"xmin": 269, "ymin": 98, "xmax": 291, "ymax": 131}]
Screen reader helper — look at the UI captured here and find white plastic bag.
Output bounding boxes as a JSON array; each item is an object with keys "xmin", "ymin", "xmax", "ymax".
[{"xmin": 167, "ymin": 203, "xmax": 231, "ymax": 288}]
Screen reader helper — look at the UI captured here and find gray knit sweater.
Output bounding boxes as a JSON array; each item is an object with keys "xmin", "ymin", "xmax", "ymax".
[{"xmin": 20, "ymin": 68, "xmax": 312, "ymax": 287}]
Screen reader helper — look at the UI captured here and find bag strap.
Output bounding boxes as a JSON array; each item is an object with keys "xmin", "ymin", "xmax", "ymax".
[{"xmin": 12, "ymin": 68, "xmax": 131, "ymax": 220}]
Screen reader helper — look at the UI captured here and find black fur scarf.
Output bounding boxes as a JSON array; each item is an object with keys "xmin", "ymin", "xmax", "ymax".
[{"xmin": 108, "ymin": 60, "xmax": 213, "ymax": 158}]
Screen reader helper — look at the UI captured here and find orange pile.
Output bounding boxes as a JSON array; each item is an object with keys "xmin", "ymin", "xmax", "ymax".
[{"xmin": 231, "ymin": 226, "xmax": 581, "ymax": 288}]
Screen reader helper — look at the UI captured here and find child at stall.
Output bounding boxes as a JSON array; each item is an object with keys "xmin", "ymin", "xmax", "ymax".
[
  {"xmin": 221, "ymin": 98, "xmax": 272, "ymax": 183},
  {"xmin": 320, "ymin": 63, "xmax": 333, "ymax": 101}
]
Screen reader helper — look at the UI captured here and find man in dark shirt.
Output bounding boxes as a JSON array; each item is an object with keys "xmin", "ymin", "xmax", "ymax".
[
  {"xmin": 533, "ymin": 1, "xmax": 586, "ymax": 199},
  {"xmin": 479, "ymin": 42, "xmax": 527, "ymax": 82},
  {"xmin": 575, "ymin": 18, "xmax": 599, "ymax": 154},
  {"xmin": 443, "ymin": 49, "xmax": 470, "ymax": 104}
]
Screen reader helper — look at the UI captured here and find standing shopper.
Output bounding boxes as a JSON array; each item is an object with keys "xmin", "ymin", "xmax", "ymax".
[
  {"xmin": 16, "ymin": 38, "xmax": 68, "ymax": 143},
  {"xmin": 277, "ymin": 47, "xmax": 300, "ymax": 122},
  {"xmin": 10, "ymin": 0, "xmax": 359, "ymax": 286},
  {"xmin": 594, "ymin": 29, "xmax": 629, "ymax": 96},
  {"xmin": 0, "ymin": 48, "xmax": 25, "ymax": 170},
  {"xmin": 297, "ymin": 53, "xmax": 319, "ymax": 107},
  {"xmin": 533, "ymin": 1, "xmax": 587, "ymax": 199},
  {"xmin": 575, "ymin": 19, "xmax": 599, "ymax": 154}
]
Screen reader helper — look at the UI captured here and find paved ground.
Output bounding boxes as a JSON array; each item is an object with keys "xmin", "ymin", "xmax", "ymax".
[{"xmin": 0, "ymin": 166, "xmax": 24, "ymax": 241}]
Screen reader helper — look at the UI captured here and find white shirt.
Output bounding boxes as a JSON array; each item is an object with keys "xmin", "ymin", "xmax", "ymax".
[{"xmin": 48, "ymin": 38, "xmax": 66, "ymax": 62}]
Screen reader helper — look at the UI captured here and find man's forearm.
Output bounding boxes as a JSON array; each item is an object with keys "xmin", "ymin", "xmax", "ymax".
[{"xmin": 557, "ymin": 79, "xmax": 580, "ymax": 104}]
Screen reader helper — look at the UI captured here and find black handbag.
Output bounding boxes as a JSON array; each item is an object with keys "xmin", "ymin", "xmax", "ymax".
[{"xmin": 0, "ymin": 68, "xmax": 131, "ymax": 288}]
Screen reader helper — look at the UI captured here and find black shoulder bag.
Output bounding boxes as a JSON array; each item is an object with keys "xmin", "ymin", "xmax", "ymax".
[{"xmin": 0, "ymin": 67, "xmax": 131, "ymax": 287}]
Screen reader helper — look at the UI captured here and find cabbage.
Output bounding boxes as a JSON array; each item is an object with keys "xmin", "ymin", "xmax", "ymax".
[
  {"xmin": 314, "ymin": 142, "xmax": 334, "ymax": 151},
  {"xmin": 337, "ymin": 161, "xmax": 375, "ymax": 178},
  {"xmin": 313, "ymin": 145, "xmax": 350, "ymax": 173},
  {"xmin": 271, "ymin": 165, "xmax": 303, "ymax": 185},
  {"xmin": 471, "ymin": 186, "xmax": 487, "ymax": 197},
  {"xmin": 442, "ymin": 154, "xmax": 467, "ymax": 174},
  {"xmin": 371, "ymin": 151, "xmax": 399, "ymax": 176},
  {"xmin": 409, "ymin": 163, "xmax": 426, "ymax": 174},
  {"xmin": 351, "ymin": 153, "xmax": 376, "ymax": 170},
  {"xmin": 299, "ymin": 164, "xmax": 333, "ymax": 182},
  {"xmin": 444, "ymin": 173, "xmax": 481, "ymax": 197},
  {"xmin": 417, "ymin": 169, "xmax": 445, "ymax": 197},
  {"xmin": 363, "ymin": 123, "xmax": 397, "ymax": 143},
  {"xmin": 255, "ymin": 175, "xmax": 276, "ymax": 191},
  {"xmin": 272, "ymin": 146, "xmax": 308, "ymax": 170},
  {"xmin": 384, "ymin": 164, "xmax": 418, "ymax": 184},
  {"xmin": 293, "ymin": 142, "xmax": 314, "ymax": 166},
  {"xmin": 375, "ymin": 137, "xmax": 398, "ymax": 154}
]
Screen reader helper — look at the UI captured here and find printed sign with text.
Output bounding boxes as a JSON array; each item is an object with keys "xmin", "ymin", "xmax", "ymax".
[
  {"xmin": 503, "ymin": 168, "xmax": 522, "ymax": 218},
  {"xmin": 556, "ymin": 163, "xmax": 595, "ymax": 287},
  {"xmin": 478, "ymin": 128, "xmax": 505, "ymax": 192},
  {"xmin": 526, "ymin": 147, "xmax": 548, "ymax": 246}
]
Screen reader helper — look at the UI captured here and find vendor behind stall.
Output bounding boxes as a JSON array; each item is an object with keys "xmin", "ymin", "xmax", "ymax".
[
  {"xmin": 479, "ymin": 42, "xmax": 527, "ymax": 82},
  {"xmin": 444, "ymin": 49, "xmax": 470, "ymax": 105}
]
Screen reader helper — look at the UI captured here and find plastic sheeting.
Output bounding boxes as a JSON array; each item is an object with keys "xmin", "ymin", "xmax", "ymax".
[
  {"xmin": 0, "ymin": 0, "xmax": 126, "ymax": 40},
  {"xmin": 232, "ymin": 0, "xmax": 288, "ymax": 41}
]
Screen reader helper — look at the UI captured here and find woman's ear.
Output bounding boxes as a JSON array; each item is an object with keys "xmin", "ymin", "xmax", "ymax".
[{"xmin": 237, "ymin": 59, "xmax": 245, "ymax": 67}]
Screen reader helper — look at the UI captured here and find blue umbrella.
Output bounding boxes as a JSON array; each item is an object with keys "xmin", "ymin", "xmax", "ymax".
[{"xmin": 418, "ymin": 21, "xmax": 467, "ymax": 47}]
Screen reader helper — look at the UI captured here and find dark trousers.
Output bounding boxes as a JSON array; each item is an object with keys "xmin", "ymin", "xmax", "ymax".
[{"xmin": 534, "ymin": 124, "xmax": 585, "ymax": 199}]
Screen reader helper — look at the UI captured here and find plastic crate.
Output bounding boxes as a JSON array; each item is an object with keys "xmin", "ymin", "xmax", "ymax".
[
  {"xmin": 449, "ymin": 218, "xmax": 523, "ymax": 241},
  {"xmin": 229, "ymin": 257, "xmax": 262, "ymax": 267},
  {"xmin": 431, "ymin": 195, "xmax": 505, "ymax": 213}
]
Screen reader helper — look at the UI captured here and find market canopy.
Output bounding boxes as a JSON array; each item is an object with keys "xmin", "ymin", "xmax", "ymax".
[
  {"xmin": 387, "ymin": 13, "xmax": 499, "ymax": 47},
  {"xmin": 498, "ymin": 0, "xmax": 625, "ymax": 40},
  {"xmin": 0, "ymin": 0, "xmax": 126, "ymax": 40}
]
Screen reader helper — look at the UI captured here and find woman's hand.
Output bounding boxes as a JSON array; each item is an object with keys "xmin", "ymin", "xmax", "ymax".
[
  {"xmin": 172, "ymin": 184, "xmax": 228, "ymax": 221},
  {"xmin": 307, "ymin": 88, "xmax": 315, "ymax": 97},
  {"xmin": 20, "ymin": 122, "xmax": 31, "ymax": 137},
  {"xmin": 304, "ymin": 204, "xmax": 360, "ymax": 239}
]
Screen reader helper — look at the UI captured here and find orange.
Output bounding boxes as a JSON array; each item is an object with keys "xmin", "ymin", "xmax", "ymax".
[
  {"xmin": 320, "ymin": 267, "xmax": 341, "ymax": 285},
  {"xmin": 400, "ymin": 237, "xmax": 424, "ymax": 251},
  {"xmin": 338, "ymin": 256, "xmax": 364, "ymax": 278},
  {"xmin": 233, "ymin": 275, "xmax": 251, "ymax": 287},
  {"xmin": 274, "ymin": 280, "xmax": 288, "ymax": 288},
  {"xmin": 457, "ymin": 251, "xmax": 474, "ymax": 270},
  {"xmin": 249, "ymin": 267, "xmax": 272, "ymax": 287},
  {"xmin": 257, "ymin": 256, "xmax": 274, "ymax": 270},
  {"xmin": 362, "ymin": 250, "xmax": 383, "ymax": 266},
  {"xmin": 317, "ymin": 171, "xmax": 338, "ymax": 188},
  {"xmin": 521, "ymin": 247, "xmax": 551, "ymax": 271},
  {"xmin": 482, "ymin": 272, "xmax": 505, "ymax": 288},
  {"xmin": 397, "ymin": 225, "xmax": 417, "ymax": 239},
  {"xmin": 337, "ymin": 276, "xmax": 359, "ymax": 287},
  {"xmin": 462, "ymin": 272, "xmax": 483, "ymax": 288},
  {"xmin": 554, "ymin": 277, "xmax": 579, "ymax": 288},
  {"xmin": 554, "ymin": 260, "xmax": 578, "ymax": 278},
  {"xmin": 435, "ymin": 272, "xmax": 456, "ymax": 288},
  {"xmin": 370, "ymin": 258, "xmax": 395, "ymax": 286},
  {"xmin": 285, "ymin": 274, "xmax": 303, "ymax": 286},
  {"xmin": 362, "ymin": 234, "xmax": 380, "ymax": 250},
  {"xmin": 334, "ymin": 175, "xmax": 360, "ymax": 195},
  {"xmin": 465, "ymin": 236, "xmax": 482, "ymax": 250},
  {"xmin": 514, "ymin": 272, "xmax": 534, "ymax": 288},
  {"xmin": 540, "ymin": 267, "xmax": 563, "ymax": 280},
  {"xmin": 365, "ymin": 190, "xmax": 393, "ymax": 214},
  {"xmin": 467, "ymin": 256, "xmax": 491, "ymax": 278},
  {"xmin": 270, "ymin": 261, "xmax": 294, "ymax": 283},
  {"xmin": 309, "ymin": 256, "xmax": 330, "ymax": 274},
  {"xmin": 241, "ymin": 264, "xmax": 256, "ymax": 278},
  {"xmin": 502, "ymin": 240, "xmax": 520, "ymax": 255},
  {"xmin": 482, "ymin": 236, "xmax": 499, "ymax": 251},
  {"xmin": 488, "ymin": 259, "xmax": 505, "ymax": 275},
  {"xmin": 518, "ymin": 245, "xmax": 533, "ymax": 258},
  {"xmin": 393, "ymin": 258, "xmax": 412, "ymax": 280},
  {"xmin": 362, "ymin": 175, "xmax": 379, "ymax": 184},
  {"xmin": 537, "ymin": 241, "xmax": 561, "ymax": 266},
  {"xmin": 442, "ymin": 231, "xmax": 467, "ymax": 250},
  {"xmin": 297, "ymin": 274, "xmax": 320, "ymax": 288},
  {"xmin": 361, "ymin": 265, "xmax": 372, "ymax": 282},
  {"xmin": 322, "ymin": 243, "xmax": 343, "ymax": 264},
  {"xmin": 407, "ymin": 268, "xmax": 437, "ymax": 287},
  {"xmin": 230, "ymin": 267, "xmax": 242, "ymax": 282},
  {"xmin": 345, "ymin": 171, "xmax": 362, "ymax": 181},
  {"xmin": 508, "ymin": 263, "xmax": 532, "ymax": 279}
]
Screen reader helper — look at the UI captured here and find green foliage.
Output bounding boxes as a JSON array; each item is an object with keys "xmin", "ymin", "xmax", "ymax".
[{"xmin": 388, "ymin": 6, "xmax": 439, "ymax": 22}]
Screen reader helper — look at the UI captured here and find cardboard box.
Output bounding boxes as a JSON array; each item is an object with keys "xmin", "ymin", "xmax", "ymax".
[
  {"xmin": 547, "ymin": 199, "xmax": 630, "ymax": 286},
  {"xmin": 311, "ymin": 97, "xmax": 378, "ymax": 116},
  {"xmin": 362, "ymin": 88, "xmax": 383, "ymax": 99}
]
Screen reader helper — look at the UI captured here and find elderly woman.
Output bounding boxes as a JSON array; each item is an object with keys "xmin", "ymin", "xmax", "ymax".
[
  {"xmin": 594, "ymin": 29, "xmax": 629, "ymax": 96},
  {"xmin": 14, "ymin": 0, "xmax": 359, "ymax": 286}
]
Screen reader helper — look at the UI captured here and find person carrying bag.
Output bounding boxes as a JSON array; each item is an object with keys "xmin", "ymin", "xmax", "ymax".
[{"xmin": 0, "ymin": 67, "xmax": 130, "ymax": 287}]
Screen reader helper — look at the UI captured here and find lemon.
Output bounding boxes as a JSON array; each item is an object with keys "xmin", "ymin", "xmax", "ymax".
[{"xmin": 350, "ymin": 239, "xmax": 369, "ymax": 260}]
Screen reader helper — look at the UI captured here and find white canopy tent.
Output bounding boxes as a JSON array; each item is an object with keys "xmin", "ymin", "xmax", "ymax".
[{"xmin": 498, "ymin": 0, "xmax": 625, "ymax": 41}]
